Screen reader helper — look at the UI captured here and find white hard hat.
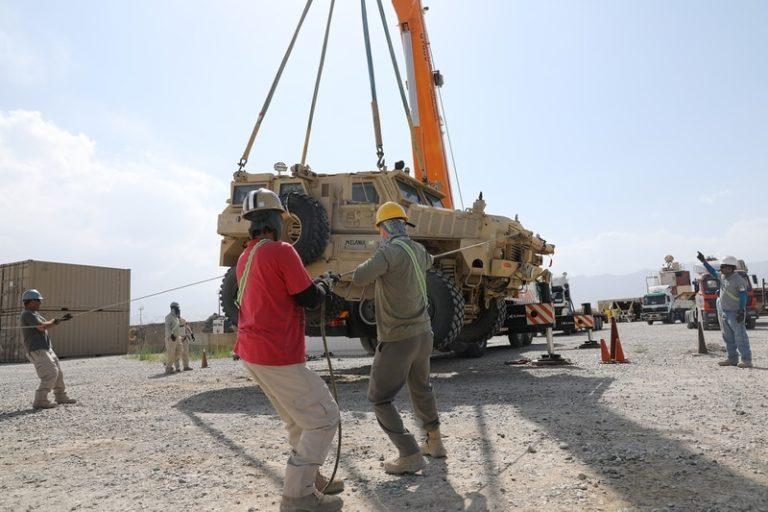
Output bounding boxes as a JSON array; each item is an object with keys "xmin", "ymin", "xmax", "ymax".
[
  {"xmin": 242, "ymin": 188, "xmax": 284, "ymax": 220},
  {"xmin": 721, "ymin": 255, "xmax": 738, "ymax": 267}
]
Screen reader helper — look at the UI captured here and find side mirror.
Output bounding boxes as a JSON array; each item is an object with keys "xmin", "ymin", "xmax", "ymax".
[{"xmin": 752, "ymin": 274, "xmax": 758, "ymax": 285}]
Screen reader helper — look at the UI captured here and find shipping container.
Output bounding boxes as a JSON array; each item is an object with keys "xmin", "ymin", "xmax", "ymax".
[
  {"xmin": 0, "ymin": 260, "xmax": 130, "ymax": 313},
  {"xmin": 0, "ymin": 309, "xmax": 129, "ymax": 363}
]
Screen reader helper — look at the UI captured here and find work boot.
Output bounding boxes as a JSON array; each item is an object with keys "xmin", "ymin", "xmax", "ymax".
[
  {"xmin": 717, "ymin": 359, "xmax": 737, "ymax": 366},
  {"xmin": 164, "ymin": 366, "xmax": 175, "ymax": 375},
  {"xmin": 33, "ymin": 391, "xmax": 57, "ymax": 409},
  {"xmin": 279, "ymin": 490, "xmax": 343, "ymax": 512},
  {"xmin": 32, "ymin": 400, "xmax": 57, "ymax": 409},
  {"xmin": 420, "ymin": 429, "xmax": 447, "ymax": 458},
  {"xmin": 183, "ymin": 367, "xmax": 193, "ymax": 371},
  {"xmin": 315, "ymin": 472, "xmax": 344, "ymax": 495},
  {"xmin": 55, "ymin": 395, "xmax": 77, "ymax": 404},
  {"xmin": 738, "ymin": 361, "xmax": 753, "ymax": 368},
  {"xmin": 384, "ymin": 452, "xmax": 426, "ymax": 475}
]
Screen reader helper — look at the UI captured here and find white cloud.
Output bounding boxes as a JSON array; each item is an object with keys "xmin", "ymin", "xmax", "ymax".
[
  {"xmin": 554, "ymin": 220, "xmax": 768, "ymax": 276},
  {"xmin": 698, "ymin": 189, "xmax": 732, "ymax": 204},
  {"xmin": 0, "ymin": 110, "xmax": 228, "ymax": 323}
]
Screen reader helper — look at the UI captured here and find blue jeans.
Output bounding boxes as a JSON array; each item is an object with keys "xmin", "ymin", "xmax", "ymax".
[{"xmin": 720, "ymin": 310, "xmax": 752, "ymax": 363}]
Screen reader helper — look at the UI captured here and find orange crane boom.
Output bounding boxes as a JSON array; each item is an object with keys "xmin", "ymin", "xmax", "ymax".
[{"xmin": 392, "ymin": 0, "xmax": 454, "ymax": 208}]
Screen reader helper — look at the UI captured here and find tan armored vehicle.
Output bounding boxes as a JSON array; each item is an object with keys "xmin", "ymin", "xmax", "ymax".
[
  {"xmin": 217, "ymin": 0, "xmax": 554, "ymax": 356},
  {"xmin": 218, "ymin": 163, "xmax": 554, "ymax": 357}
]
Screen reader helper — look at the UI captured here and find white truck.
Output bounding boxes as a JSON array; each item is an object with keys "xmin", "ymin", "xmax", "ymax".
[{"xmin": 641, "ymin": 256, "xmax": 695, "ymax": 325}]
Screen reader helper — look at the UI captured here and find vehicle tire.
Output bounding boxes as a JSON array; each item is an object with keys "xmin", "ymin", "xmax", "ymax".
[
  {"xmin": 452, "ymin": 298, "xmax": 505, "ymax": 358},
  {"xmin": 746, "ymin": 317, "xmax": 756, "ymax": 330},
  {"xmin": 220, "ymin": 266, "xmax": 239, "ymax": 326},
  {"xmin": 594, "ymin": 316, "xmax": 603, "ymax": 331},
  {"xmin": 647, "ymin": 320, "xmax": 653, "ymax": 325},
  {"xmin": 508, "ymin": 332, "xmax": 533, "ymax": 348},
  {"xmin": 360, "ymin": 336, "xmax": 378, "ymax": 355},
  {"xmin": 281, "ymin": 192, "xmax": 330, "ymax": 265},
  {"xmin": 426, "ymin": 269, "xmax": 465, "ymax": 351}
]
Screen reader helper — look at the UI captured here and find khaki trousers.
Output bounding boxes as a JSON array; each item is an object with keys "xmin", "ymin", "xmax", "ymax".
[
  {"xmin": 242, "ymin": 361, "xmax": 340, "ymax": 498},
  {"xmin": 368, "ymin": 331, "xmax": 440, "ymax": 456},
  {"xmin": 27, "ymin": 349, "xmax": 68, "ymax": 403},
  {"xmin": 165, "ymin": 338, "xmax": 182, "ymax": 370},
  {"xmin": 175, "ymin": 338, "xmax": 190, "ymax": 369}
]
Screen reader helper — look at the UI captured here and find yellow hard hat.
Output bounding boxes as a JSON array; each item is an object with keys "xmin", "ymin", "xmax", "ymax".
[{"xmin": 375, "ymin": 201, "xmax": 413, "ymax": 226}]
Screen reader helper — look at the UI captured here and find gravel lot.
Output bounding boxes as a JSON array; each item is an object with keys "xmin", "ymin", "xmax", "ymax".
[{"xmin": 2, "ymin": 321, "xmax": 768, "ymax": 512}]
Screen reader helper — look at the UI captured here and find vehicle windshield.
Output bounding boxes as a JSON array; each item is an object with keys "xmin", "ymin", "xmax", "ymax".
[
  {"xmin": 643, "ymin": 295, "xmax": 666, "ymax": 305},
  {"xmin": 551, "ymin": 288, "xmax": 564, "ymax": 302},
  {"xmin": 423, "ymin": 190, "xmax": 444, "ymax": 208},
  {"xmin": 703, "ymin": 279, "xmax": 719, "ymax": 292},
  {"xmin": 232, "ymin": 184, "xmax": 267, "ymax": 207},
  {"xmin": 279, "ymin": 182, "xmax": 305, "ymax": 196},
  {"xmin": 397, "ymin": 180, "xmax": 422, "ymax": 204}
]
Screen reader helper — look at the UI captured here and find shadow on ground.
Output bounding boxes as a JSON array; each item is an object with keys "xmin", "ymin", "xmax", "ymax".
[{"xmin": 175, "ymin": 341, "xmax": 768, "ymax": 510}]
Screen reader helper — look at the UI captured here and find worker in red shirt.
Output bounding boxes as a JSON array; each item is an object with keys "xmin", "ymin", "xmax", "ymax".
[{"xmin": 235, "ymin": 188, "xmax": 343, "ymax": 512}]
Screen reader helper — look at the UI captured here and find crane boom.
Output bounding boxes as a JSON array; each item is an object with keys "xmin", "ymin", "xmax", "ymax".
[{"xmin": 391, "ymin": 0, "xmax": 454, "ymax": 208}]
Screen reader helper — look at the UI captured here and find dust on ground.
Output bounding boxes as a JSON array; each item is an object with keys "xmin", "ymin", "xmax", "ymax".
[{"xmin": 2, "ymin": 321, "xmax": 767, "ymax": 511}]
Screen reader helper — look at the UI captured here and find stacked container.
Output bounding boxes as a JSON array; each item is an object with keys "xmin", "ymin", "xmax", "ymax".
[{"xmin": 0, "ymin": 260, "xmax": 130, "ymax": 363}]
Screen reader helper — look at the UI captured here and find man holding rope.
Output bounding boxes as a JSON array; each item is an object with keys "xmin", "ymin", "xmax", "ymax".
[
  {"xmin": 351, "ymin": 202, "xmax": 447, "ymax": 475},
  {"xmin": 20, "ymin": 289, "xmax": 76, "ymax": 409},
  {"xmin": 234, "ymin": 188, "xmax": 343, "ymax": 512}
]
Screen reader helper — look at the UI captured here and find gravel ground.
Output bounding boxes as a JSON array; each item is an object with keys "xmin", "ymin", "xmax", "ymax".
[{"xmin": 2, "ymin": 321, "xmax": 768, "ymax": 512}]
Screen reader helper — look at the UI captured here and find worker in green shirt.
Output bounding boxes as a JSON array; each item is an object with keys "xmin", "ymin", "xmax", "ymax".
[{"xmin": 352, "ymin": 202, "xmax": 446, "ymax": 475}]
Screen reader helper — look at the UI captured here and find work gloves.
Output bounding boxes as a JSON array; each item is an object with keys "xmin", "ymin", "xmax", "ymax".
[
  {"xmin": 736, "ymin": 310, "xmax": 746, "ymax": 323},
  {"xmin": 314, "ymin": 272, "xmax": 340, "ymax": 293},
  {"xmin": 53, "ymin": 313, "xmax": 73, "ymax": 325},
  {"xmin": 696, "ymin": 251, "xmax": 706, "ymax": 263}
]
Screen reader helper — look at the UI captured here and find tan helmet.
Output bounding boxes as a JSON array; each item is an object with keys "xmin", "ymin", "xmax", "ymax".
[{"xmin": 242, "ymin": 188, "xmax": 284, "ymax": 220}]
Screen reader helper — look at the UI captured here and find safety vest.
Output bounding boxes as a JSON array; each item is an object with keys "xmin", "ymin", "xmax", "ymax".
[
  {"xmin": 235, "ymin": 239, "xmax": 271, "ymax": 309},
  {"xmin": 392, "ymin": 239, "xmax": 429, "ymax": 308}
]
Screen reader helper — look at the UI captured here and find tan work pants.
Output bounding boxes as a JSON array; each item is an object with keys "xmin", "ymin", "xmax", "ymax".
[
  {"xmin": 27, "ymin": 349, "xmax": 68, "ymax": 403},
  {"xmin": 368, "ymin": 331, "xmax": 440, "ymax": 456},
  {"xmin": 242, "ymin": 361, "xmax": 340, "ymax": 498},
  {"xmin": 165, "ymin": 338, "xmax": 182, "ymax": 370},
  {"xmin": 175, "ymin": 338, "xmax": 190, "ymax": 369}
]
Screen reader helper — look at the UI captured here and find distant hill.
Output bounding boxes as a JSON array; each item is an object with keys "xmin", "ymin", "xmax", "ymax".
[{"xmin": 567, "ymin": 260, "xmax": 768, "ymax": 306}]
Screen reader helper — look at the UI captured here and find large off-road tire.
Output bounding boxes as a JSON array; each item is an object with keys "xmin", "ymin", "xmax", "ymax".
[
  {"xmin": 426, "ymin": 269, "xmax": 465, "ymax": 351},
  {"xmin": 508, "ymin": 332, "xmax": 533, "ymax": 348},
  {"xmin": 452, "ymin": 298, "xmax": 505, "ymax": 358},
  {"xmin": 360, "ymin": 337, "xmax": 378, "ymax": 355},
  {"xmin": 281, "ymin": 192, "xmax": 330, "ymax": 265},
  {"xmin": 220, "ymin": 266, "xmax": 239, "ymax": 326}
]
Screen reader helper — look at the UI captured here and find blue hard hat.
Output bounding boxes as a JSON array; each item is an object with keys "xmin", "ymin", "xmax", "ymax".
[{"xmin": 22, "ymin": 289, "xmax": 43, "ymax": 301}]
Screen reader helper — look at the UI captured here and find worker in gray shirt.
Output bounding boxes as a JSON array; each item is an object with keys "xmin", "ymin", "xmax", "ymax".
[
  {"xmin": 19, "ymin": 289, "xmax": 77, "ymax": 409},
  {"xmin": 352, "ymin": 202, "xmax": 446, "ymax": 475},
  {"xmin": 697, "ymin": 252, "xmax": 753, "ymax": 367}
]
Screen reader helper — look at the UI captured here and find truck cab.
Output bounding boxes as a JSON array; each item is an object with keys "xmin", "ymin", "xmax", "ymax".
[{"xmin": 641, "ymin": 286, "xmax": 674, "ymax": 324}]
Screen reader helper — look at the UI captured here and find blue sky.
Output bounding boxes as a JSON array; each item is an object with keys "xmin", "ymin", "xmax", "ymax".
[{"xmin": 2, "ymin": 1, "xmax": 767, "ymax": 322}]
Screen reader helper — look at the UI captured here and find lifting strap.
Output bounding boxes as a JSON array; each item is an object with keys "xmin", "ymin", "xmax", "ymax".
[
  {"xmin": 235, "ymin": 239, "xmax": 271, "ymax": 309},
  {"xmin": 392, "ymin": 239, "xmax": 429, "ymax": 308}
]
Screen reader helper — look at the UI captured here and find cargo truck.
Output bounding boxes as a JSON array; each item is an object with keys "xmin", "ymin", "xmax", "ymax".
[{"xmin": 641, "ymin": 256, "xmax": 695, "ymax": 324}]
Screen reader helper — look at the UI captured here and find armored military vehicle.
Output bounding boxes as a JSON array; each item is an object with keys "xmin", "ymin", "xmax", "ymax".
[{"xmin": 218, "ymin": 163, "xmax": 553, "ymax": 357}]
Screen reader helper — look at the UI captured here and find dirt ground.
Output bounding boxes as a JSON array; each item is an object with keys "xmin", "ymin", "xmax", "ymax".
[{"xmin": 2, "ymin": 321, "xmax": 768, "ymax": 512}]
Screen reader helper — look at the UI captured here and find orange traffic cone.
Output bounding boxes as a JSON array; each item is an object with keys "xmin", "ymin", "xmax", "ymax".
[
  {"xmin": 614, "ymin": 337, "xmax": 629, "ymax": 363},
  {"xmin": 599, "ymin": 338, "xmax": 612, "ymax": 363},
  {"xmin": 201, "ymin": 349, "xmax": 208, "ymax": 369}
]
